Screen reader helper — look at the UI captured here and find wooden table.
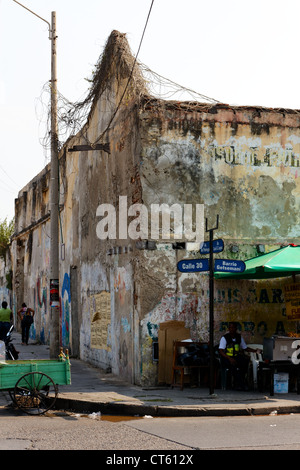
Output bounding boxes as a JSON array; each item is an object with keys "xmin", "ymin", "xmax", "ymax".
[{"xmin": 258, "ymin": 360, "xmax": 300, "ymax": 396}]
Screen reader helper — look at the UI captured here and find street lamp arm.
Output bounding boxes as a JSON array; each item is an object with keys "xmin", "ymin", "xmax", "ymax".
[{"xmin": 12, "ymin": 0, "xmax": 52, "ymax": 38}]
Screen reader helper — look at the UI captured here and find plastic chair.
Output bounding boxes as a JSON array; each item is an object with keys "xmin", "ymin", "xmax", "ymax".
[{"xmin": 246, "ymin": 344, "xmax": 263, "ymax": 389}]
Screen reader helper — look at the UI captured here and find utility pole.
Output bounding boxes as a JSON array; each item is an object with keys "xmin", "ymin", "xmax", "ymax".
[
  {"xmin": 12, "ymin": 2, "xmax": 60, "ymax": 357},
  {"xmin": 49, "ymin": 11, "xmax": 60, "ymax": 358}
]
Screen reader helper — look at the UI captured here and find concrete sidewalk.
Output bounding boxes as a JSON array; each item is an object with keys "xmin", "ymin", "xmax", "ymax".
[{"xmin": 5, "ymin": 331, "xmax": 300, "ymax": 417}]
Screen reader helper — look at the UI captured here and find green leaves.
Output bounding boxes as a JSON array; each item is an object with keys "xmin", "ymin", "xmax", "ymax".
[{"xmin": 0, "ymin": 218, "xmax": 14, "ymax": 259}]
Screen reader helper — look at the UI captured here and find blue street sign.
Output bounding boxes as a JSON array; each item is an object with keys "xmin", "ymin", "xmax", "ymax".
[
  {"xmin": 214, "ymin": 259, "xmax": 246, "ymax": 273},
  {"xmin": 177, "ymin": 258, "xmax": 209, "ymax": 273},
  {"xmin": 200, "ymin": 239, "xmax": 224, "ymax": 254}
]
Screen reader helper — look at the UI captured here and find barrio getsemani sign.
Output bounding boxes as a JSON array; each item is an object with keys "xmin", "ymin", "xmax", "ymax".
[
  {"xmin": 177, "ymin": 239, "xmax": 246, "ymax": 274},
  {"xmin": 284, "ymin": 283, "xmax": 300, "ymax": 321}
]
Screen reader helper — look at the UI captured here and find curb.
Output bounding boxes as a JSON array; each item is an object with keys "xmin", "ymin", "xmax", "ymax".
[{"xmin": 54, "ymin": 397, "xmax": 300, "ymax": 417}]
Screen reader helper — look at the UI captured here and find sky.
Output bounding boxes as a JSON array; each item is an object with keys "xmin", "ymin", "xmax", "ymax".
[{"xmin": 1, "ymin": 0, "xmax": 300, "ymax": 222}]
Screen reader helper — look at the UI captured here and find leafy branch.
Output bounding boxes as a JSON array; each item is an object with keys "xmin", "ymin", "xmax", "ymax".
[{"xmin": 0, "ymin": 218, "xmax": 14, "ymax": 259}]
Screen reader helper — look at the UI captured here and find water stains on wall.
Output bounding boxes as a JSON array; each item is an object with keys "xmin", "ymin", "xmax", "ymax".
[{"xmin": 8, "ymin": 32, "xmax": 300, "ymax": 386}]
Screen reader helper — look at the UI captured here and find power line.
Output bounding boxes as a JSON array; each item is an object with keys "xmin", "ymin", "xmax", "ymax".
[
  {"xmin": 0, "ymin": 176, "xmax": 19, "ymax": 194},
  {"xmin": 0, "ymin": 164, "xmax": 20, "ymax": 189}
]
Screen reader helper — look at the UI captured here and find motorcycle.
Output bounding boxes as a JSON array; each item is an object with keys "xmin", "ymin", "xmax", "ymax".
[{"xmin": 2, "ymin": 325, "xmax": 19, "ymax": 360}]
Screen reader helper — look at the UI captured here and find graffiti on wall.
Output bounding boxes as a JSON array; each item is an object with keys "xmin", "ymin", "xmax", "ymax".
[
  {"xmin": 114, "ymin": 267, "xmax": 131, "ymax": 306},
  {"xmin": 35, "ymin": 276, "xmax": 48, "ymax": 343},
  {"xmin": 113, "ymin": 267, "xmax": 133, "ymax": 375},
  {"xmin": 61, "ymin": 273, "xmax": 71, "ymax": 348},
  {"xmin": 34, "ymin": 272, "xmax": 71, "ymax": 347},
  {"xmin": 36, "ymin": 277, "xmax": 47, "ymax": 311}
]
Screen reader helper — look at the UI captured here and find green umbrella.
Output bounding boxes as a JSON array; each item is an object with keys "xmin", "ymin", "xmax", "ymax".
[{"xmin": 214, "ymin": 244, "xmax": 300, "ymax": 279}]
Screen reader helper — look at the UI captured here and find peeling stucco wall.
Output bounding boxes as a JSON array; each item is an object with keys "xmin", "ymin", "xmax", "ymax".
[
  {"xmin": 9, "ymin": 31, "xmax": 300, "ymax": 387},
  {"xmin": 136, "ymin": 101, "xmax": 300, "ymax": 384},
  {"xmin": 140, "ymin": 102, "xmax": 300, "ymax": 241},
  {"xmin": 10, "ymin": 165, "xmax": 51, "ymax": 342}
]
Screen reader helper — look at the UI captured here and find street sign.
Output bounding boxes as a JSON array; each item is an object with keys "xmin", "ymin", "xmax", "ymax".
[
  {"xmin": 214, "ymin": 259, "xmax": 246, "ymax": 273},
  {"xmin": 200, "ymin": 239, "xmax": 224, "ymax": 254},
  {"xmin": 177, "ymin": 258, "xmax": 209, "ymax": 273}
]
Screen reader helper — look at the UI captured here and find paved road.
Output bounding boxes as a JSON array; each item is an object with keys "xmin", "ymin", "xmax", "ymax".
[
  {"xmin": 2, "ymin": 398, "xmax": 300, "ymax": 451},
  {"xmin": 0, "ymin": 405, "xmax": 191, "ymax": 451},
  {"xmin": 125, "ymin": 413, "xmax": 300, "ymax": 450}
]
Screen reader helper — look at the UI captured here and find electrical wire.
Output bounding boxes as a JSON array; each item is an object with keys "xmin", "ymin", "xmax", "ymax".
[
  {"xmin": 93, "ymin": 0, "xmax": 155, "ymax": 145},
  {"xmin": 139, "ymin": 63, "xmax": 220, "ymax": 104},
  {"xmin": 0, "ymin": 164, "xmax": 21, "ymax": 189},
  {"xmin": 38, "ymin": 0, "xmax": 156, "ymax": 155}
]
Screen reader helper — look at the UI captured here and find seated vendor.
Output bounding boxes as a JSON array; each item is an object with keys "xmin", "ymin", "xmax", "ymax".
[{"xmin": 219, "ymin": 322, "xmax": 261, "ymax": 390}]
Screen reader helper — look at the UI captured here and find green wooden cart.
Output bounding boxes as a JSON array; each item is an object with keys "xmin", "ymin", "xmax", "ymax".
[{"xmin": 0, "ymin": 356, "xmax": 71, "ymax": 415}]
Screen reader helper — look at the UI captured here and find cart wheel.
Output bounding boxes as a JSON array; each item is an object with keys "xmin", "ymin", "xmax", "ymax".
[{"xmin": 13, "ymin": 372, "xmax": 58, "ymax": 415}]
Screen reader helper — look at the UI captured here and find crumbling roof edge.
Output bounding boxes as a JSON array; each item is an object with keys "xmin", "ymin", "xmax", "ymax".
[{"xmin": 140, "ymin": 95, "xmax": 300, "ymax": 115}]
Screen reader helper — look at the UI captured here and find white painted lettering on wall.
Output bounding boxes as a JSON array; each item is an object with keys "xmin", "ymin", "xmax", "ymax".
[{"xmin": 209, "ymin": 144, "xmax": 300, "ymax": 167}]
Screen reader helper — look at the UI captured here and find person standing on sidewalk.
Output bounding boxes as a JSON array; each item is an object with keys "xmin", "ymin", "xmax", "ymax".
[
  {"xmin": 18, "ymin": 303, "xmax": 34, "ymax": 345},
  {"xmin": 0, "ymin": 301, "xmax": 13, "ymax": 340}
]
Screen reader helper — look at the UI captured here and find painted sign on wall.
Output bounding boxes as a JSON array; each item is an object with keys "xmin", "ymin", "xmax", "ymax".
[{"xmin": 284, "ymin": 283, "xmax": 300, "ymax": 320}]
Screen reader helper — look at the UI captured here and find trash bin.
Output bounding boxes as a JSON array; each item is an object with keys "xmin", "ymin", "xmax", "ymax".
[{"xmin": 274, "ymin": 372, "xmax": 289, "ymax": 393}]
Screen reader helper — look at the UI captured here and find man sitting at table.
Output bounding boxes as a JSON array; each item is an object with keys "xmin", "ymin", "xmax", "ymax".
[{"xmin": 219, "ymin": 322, "xmax": 261, "ymax": 390}]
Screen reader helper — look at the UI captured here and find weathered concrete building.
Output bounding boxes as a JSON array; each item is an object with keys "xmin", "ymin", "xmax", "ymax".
[{"xmin": 10, "ymin": 31, "xmax": 300, "ymax": 386}]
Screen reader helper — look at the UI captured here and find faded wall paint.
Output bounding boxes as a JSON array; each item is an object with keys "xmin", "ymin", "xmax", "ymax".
[
  {"xmin": 135, "ymin": 101, "xmax": 300, "ymax": 383},
  {"xmin": 140, "ymin": 103, "xmax": 300, "ymax": 241},
  {"xmin": 9, "ymin": 31, "xmax": 300, "ymax": 387}
]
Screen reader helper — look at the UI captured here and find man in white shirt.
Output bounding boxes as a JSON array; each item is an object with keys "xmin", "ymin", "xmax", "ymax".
[{"xmin": 219, "ymin": 322, "xmax": 261, "ymax": 390}]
